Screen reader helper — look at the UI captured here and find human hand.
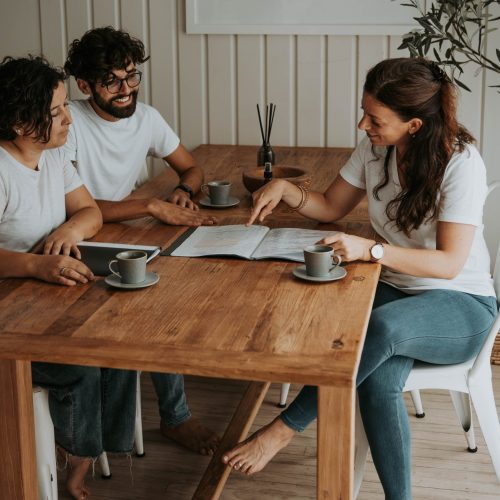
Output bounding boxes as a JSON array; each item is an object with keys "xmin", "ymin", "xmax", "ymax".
[
  {"xmin": 318, "ymin": 233, "xmax": 374, "ymax": 262},
  {"xmin": 34, "ymin": 254, "xmax": 95, "ymax": 286},
  {"xmin": 149, "ymin": 198, "xmax": 217, "ymax": 226},
  {"xmin": 43, "ymin": 225, "xmax": 82, "ymax": 259},
  {"xmin": 167, "ymin": 189, "xmax": 200, "ymax": 211},
  {"xmin": 247, "ymin": 180, "xmax": 288, "ymax": 226}
]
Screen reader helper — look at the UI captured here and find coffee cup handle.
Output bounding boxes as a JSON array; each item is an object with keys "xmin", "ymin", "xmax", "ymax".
[
  {"xmin": 201, "ymin": 184, "xmax": 209, "ymax": 196},
  {"xmin": 109, "ymin": 260, "xmax": 121, "ymax": 278},
  {"xmin": 329, "ymin": 254, "xmax": 342, "ymax": 271}
]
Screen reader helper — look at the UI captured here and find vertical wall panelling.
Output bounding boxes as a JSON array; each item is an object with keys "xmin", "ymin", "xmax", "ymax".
[
  {"xmin": 0, "ymin": 0, "xmax": 41, "ymax": 57},
  {"xmin": 149, "ymin": 0, "xmax": 179, "ymax": 133},
  {"xmin": 480, "ymin": 2, "xmax": 500, "ymax": 257},
  {"xmin": 236, "ymin": 35, "xmax": 265, "ymax": 145},
  {"xmin": 177, "ymin": 0, "xmax": 207, "ymax": 149},
  {"xmin": 207, "ymin": 35, "xmax": 237, "ymax": 145},
  {"xmin": 296, "ymin": 36, "xmax": 326, "ymax": 147},
  {"xmin": 266, "ymin": 36, "xmax": 296, "ymax": 146},
  {"xmin": 65, "ymin": 0, "xmax": 92, "ymax": 100},
  {"xmin": 92, "ymin": 0, "xmax": 119, "ymax": 28},
  {"xmin": 120, "ymin": 0, "xmax": 151, "ymax": 106},
  {"xmin": 0, "ymin": 0, "xmax": 499, "ymax": 206},
  {"xmin": 39, "ymin": 0, "xmax": 66, "ymax": 67},
  {"xmin": 326, "ymin": 36, "xmax": 356, "ymax": 148},
  {"xmin": 356, "ymin": 36, "xmax": 388, "ymax": 143}
]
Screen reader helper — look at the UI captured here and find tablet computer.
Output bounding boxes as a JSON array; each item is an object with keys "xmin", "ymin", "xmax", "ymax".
[{"xmin": 77, "ymin": 241, "xmax": 161, "ymax": 276}]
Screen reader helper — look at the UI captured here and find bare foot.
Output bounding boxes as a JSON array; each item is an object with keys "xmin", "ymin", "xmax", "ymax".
[
  {"xmin": 66, "ymin": 455, "xmax": 91, "ymax": 499},
  {"xmin": 161, "ymin": 417, "xmax": 220, "ymax": 455},
  {"xmin": 222, "ymin": 417, "xmax": 295, "ymax": 475}
]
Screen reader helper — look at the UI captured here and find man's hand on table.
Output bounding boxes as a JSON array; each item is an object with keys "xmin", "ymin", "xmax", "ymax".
[{"xmin": 147, "ymin": 198, "xmax": 217, "ymax": 226}]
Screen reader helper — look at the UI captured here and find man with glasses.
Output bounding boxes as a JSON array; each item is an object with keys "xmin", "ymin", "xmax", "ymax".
[{"xmin": 62, "ymin": 26, "xmax": 220, "ymax": 457}]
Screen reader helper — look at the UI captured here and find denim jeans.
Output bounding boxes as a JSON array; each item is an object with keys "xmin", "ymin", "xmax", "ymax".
[
  {"xmin": 280, "ymin": 283, "xmax": 497, "ymax": 500},
  {"xmin": 31, "ymin": 363, "xmax": 137, "ymax": 457},
  {"xmin": 149, "ymin": 372, "xmax": 191, "ymax": 427}
]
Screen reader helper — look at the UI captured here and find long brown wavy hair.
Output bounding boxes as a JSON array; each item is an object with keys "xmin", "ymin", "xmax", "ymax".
[{"xmin": 364, "ymin": 58, "xmax": 475, "ymax": 235}]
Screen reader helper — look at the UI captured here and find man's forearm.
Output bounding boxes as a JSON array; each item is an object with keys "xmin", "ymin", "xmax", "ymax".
[
  {"xmin": 176, "ymin": 165, "xmax": 204, "ymax": 195},
  {"xmin": 96, "ymin": 198, "xmax": 153, "ymax": 223}
]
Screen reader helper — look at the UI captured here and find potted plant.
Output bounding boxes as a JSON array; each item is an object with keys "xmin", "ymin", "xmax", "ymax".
[{"xmin": 398, "ymin": 0, "xmax": 500, "ymax": 91}]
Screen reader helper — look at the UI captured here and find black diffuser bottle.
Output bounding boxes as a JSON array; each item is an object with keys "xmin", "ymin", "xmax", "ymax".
[{"xmin": 257, "ymin": 103, "xmax": 277, "ymax": 167}]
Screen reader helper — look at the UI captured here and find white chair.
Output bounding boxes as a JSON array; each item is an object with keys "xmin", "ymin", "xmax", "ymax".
[
  {"xmin": 34, "ymin": 371, "xmax": 144, "ymax": 492},
  {"xmin": 33, "ymin": 387, "xmax": 58, "ymax": 500},
  {"xmin": 34, "ymin": 386, "xmax": 114, "ymax": 495},
  {"xmin": 354, "ymin": 180, "xmax": 500, "ymax": 497}
]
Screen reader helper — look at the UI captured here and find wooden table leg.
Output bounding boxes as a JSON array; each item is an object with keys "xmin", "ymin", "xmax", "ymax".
[
  {"xmin": 317, "ymin": 383, "xmax": 355, "ymax": 500},
  {"xmin": 0, "ymin": 360, "xmax": 37, "ymax": 499},
  {"xmin": 193, "ymin": 381, "xmax": 271, "ymax": 500}
]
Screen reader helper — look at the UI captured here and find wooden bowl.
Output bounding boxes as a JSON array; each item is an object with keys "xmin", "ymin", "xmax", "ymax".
[{"xmin": 242, "ymin": 165, "xmax": 310, "ymax": 193}]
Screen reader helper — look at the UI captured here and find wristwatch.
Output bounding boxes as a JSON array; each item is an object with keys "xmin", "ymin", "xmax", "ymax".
[
  {"xmin": 174, "ymin": 183, "xmax": 193, "ymax": 199},
  {"xmin": 369, "ymin": 242, "xmax": 385, "ymax": 262}
]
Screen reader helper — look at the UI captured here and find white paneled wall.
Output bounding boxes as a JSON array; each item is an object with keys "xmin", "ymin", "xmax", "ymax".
[{"xmin": 1, "ymin": 0, "xmax": 499, "ymax": 250}]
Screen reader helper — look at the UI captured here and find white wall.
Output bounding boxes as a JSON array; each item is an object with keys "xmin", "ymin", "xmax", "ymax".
[{"xmin": 1, "ymin": 0, "xmax": 498, "ymax": 252}]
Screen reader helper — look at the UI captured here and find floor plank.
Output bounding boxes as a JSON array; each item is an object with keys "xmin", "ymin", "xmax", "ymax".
[{"xmin": 57, "ymin": 367, "xmax": 500, "ymax": 499}]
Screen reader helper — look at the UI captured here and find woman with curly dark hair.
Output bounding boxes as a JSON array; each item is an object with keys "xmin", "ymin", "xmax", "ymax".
[
  {"xmin": 0, "ymin": 55, "xmax": 137, "ymax": 499},
  {"xmin": 221, "ymin": 58, "xmax": 497, "ymax": 499}
]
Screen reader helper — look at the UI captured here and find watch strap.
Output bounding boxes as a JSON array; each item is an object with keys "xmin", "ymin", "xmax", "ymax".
[{"xmin": 175, "ymin": 183, "xmax": 193, "ymax": 198}]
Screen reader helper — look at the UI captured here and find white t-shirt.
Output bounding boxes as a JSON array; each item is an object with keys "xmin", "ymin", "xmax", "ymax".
[
  {"xmin": 0, "ymin": 146, "xmax": 82, "ymax": 253},
  {"xmin": 340, "ymin": 137, "xmax": 495, "ymax": 297},
  {"xmin": 62, "ymin": 99, "xmax": 180, "ymax": 200}
]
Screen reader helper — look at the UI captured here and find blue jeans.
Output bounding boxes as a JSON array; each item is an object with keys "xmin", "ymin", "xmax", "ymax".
[
  {"xmin": 149, "ymin": 372, "xmax": 191, "ymax": 427},
  {"xmin": 31, "ymin": 363, "xmax": 137, "ymax": 457},
  {"xmin": 280, "ymin": 283, "xmax": 497, "ymax": 500}
]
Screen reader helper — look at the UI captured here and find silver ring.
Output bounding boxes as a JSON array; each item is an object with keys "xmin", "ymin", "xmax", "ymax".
[{"xmin": 59, "ymin": 267, "xmax": 67, "ymax": 276}]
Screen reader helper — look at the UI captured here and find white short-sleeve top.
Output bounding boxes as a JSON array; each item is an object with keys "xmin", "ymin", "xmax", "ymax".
[
  {"xmin": 340, "ymin": 137, "xmax": 495, "ymax": 296},
  {"xmin": 62, "ymin": 99, "xmax": 180, "ymax": 201},
  {"xmin": 0, "ymin": 146, "xmax": 82, "ymax": 252}
]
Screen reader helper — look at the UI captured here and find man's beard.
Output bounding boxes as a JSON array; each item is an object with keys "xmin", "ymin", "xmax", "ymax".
[{"xmin": 91, "ymin": 88, "xmax": 138, "ymax": 119}]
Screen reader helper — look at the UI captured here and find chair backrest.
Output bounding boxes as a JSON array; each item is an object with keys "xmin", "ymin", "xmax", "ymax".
[{"xmin": 471, "ymin": 181, "xmax": 500, "ymax": 373}]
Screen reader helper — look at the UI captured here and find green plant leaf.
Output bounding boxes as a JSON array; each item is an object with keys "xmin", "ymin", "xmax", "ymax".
[{"xmin": 454, "ymin": 78, "xmax": 472, "ymax": 92}]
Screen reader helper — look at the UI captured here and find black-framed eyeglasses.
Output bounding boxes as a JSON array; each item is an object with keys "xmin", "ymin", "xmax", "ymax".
[{"xmin": 101, "ymin": 71, "xmax": 142, "ymax": 94}]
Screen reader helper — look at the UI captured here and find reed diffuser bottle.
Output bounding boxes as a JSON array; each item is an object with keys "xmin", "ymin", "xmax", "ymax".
[{"xmin": 257, "ymin": 103, "xmax": 276, "ymax": 166}]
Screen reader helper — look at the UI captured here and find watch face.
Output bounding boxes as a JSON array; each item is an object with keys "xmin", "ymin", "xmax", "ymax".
[{"xmin": 371, "ymin": 244, "xmax": 384, "ymax": 260}]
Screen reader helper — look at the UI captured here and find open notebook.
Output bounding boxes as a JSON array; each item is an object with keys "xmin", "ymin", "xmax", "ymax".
[{"xmin": 77, "ymin": 241, "xmax": 161, "ymax": 276}]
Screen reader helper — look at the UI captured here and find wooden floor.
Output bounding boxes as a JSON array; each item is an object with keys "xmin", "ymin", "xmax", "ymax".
[{"xmin": 57, "ymin": 368, "xmax": 500, "ymax": 499}]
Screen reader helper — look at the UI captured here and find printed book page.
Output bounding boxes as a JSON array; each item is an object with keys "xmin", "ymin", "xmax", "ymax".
[
  {"xmin": 170, "ymin": 225, "xmax": 270, "ymax": 259},
  {"xmin": 251, "ymin": 227, "xmax": 336, "ymax": 262},
  {"xmin": 170, "ymin": 225, "xmax": 336, "ymax": 262}
]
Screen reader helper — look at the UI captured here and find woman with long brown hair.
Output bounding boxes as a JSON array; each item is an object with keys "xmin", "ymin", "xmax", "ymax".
[{"xmin": 221, "ymin": 58, "xmax": 497, "ymax": 499}]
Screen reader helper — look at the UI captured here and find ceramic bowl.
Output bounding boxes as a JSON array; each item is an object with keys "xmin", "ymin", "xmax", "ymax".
[{"xmin": 242, "ymin": 165, "xmax": 310, "ymax": 193}]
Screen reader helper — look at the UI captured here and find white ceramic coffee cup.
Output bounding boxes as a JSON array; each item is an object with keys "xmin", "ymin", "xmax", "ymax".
[
  {"xmin": 303, "ymin": 244, "xmax": 342, "ymax": 277},
  {"xmin": 201, "ymin": 180, "xmax": 231, "ymax": 205},
  {"xmin": 109, "ymin": 250, "xmax": 147, "ymax": 284}
]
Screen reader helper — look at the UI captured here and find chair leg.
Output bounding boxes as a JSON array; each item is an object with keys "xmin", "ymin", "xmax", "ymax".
[
  {"xmin": 99, "ymin": 452, "xmax": 111, "ymax": 479},
  {"xmin": 449, "ymin": 390, "xmax": 477, "ymax": 452},
  {"xmin": 354, "ymin": 399, "xmax": 369, "ymax": 499},
  {"xmin": 410, "ymin": 389, "xmax": 425, "ymax": 418},
  {"xmin": 469, "ymin": 381, "xmax": 500, "ymax": 481},
  {"xmin": 33, "ymin": 388, "xmax": 58, "ymax": 500},
  {"xmin": 135, "ymin": 371, "xmax": 145, "ymax": 457},
  {"xmin": 277, "ymin": 383, "xmax": 291, "ymax": 408}
]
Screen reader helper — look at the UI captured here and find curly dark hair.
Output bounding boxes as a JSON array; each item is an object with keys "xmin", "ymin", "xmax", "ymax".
[
  {"xmin": 64, "ymin": 26, "xmax": 149, "ymax": 83},
  {"xmin": 364, "ymin": 57, "xmax": 475, "ymax": 235},
  {"xmin": 0, "ymin": 56, "xmax": 66, "ymax": 143}
]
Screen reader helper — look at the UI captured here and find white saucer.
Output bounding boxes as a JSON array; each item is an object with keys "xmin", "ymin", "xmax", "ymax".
[
  {"xmin": 105, "ymin": 271, "xmax": 160, "ymax": 289},
  {"xmin": 199, "ymin": 196, "xmax": 240, "ymax": 208},
  {"xmin": 292, "ymin": 265, "xmax": 347, "ymax": 283}
]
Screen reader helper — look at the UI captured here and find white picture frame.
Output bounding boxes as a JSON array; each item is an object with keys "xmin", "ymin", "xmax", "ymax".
[{"xmin": 185, "ymin": 0, "xmax": 421, "ymax": 36}]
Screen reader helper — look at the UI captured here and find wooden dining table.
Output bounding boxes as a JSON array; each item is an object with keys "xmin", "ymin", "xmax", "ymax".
[{"xmin": 0, "ymin": 144, "xmax": 380, "ymax": 499}]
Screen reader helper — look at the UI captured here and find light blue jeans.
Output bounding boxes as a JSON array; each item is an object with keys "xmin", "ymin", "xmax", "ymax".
[
  {"xmin": 280, "ymin": 283, "xmax": 497, "ymax": 500},
  {"xmin": 150, "ymin": 373, "xmax": 191, "ymax": 427},
  {"xmin": 31, "ymin": 364, "xmax": 137, "ymax": 457}
]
